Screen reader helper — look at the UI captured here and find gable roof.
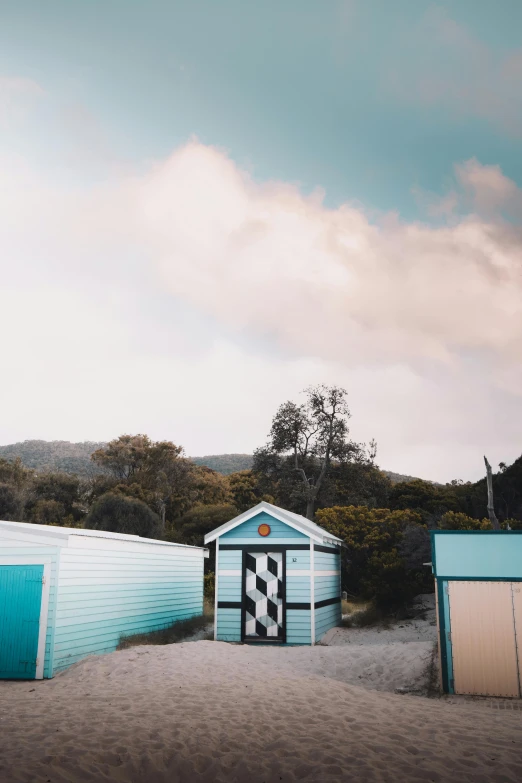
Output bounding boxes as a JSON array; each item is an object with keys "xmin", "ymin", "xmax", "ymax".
[
  {"xmin": 0, "ymin": 519, "xmax": 208, "ymax": 553},
  {"xmin": 203, "ymin": 501, "xmax": 343, "ymax": 546}
]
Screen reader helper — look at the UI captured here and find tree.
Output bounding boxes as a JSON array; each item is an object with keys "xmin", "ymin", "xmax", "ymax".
[
  {"xmin": 316, "ymin": 505, "xmax": 430, "ymax": 607},
  {"xmin": 84, "ymin": 492, "xmax": 162, "ymax": 538},
  {"xmin": 254, "ymin": 385, "xmax": 375, "ymax": 520},
  {"xmin": 90, "ymin": 435, "xmax": 194, "ymax": 530},
  {"xmin": 388, "ymin": 479, "xmax": 460, "ymax": 523},
  {"xmin": 0, "ymin": 482, "xmax": 21, "ymax": 520},
  {"xmin": 228, "ymin": 470, "xmax": 274, "ymax": 513}
]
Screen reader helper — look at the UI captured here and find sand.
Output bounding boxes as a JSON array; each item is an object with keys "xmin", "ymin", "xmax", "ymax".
[{"xmin": 1, "ymin": 638, "xmax": 521, "ymax": 783}]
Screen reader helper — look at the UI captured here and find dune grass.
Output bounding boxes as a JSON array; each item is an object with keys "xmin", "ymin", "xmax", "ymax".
[{"xmin": 118, "ymin": 599, "xmax": 214, "ymax": 649}]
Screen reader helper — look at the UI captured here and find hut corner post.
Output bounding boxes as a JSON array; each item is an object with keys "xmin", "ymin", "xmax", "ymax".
[{"xmin": 484, "ymin": 455, "xmax": 500, "ymax": 531}]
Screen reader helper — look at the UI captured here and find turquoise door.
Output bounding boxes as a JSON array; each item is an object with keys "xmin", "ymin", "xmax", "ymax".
[{"xmin": 0, "ymin": 565, "xmax": 44, "ymax": 679}]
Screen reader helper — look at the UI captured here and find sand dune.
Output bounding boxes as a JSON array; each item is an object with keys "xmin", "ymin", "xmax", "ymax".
[{"xmin": 1, "ymin": 640, "xmax": 521, "ymax": 782}]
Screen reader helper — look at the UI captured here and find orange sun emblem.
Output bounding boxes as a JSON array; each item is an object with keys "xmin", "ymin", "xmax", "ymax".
[{"xmin": 258, "ymin": 523, "xmax": 271, "ymax": 537}]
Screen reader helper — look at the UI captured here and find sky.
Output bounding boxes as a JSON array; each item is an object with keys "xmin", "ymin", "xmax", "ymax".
[{"xmin": 1, "ymin": 0, "xmax": 521, "ymax": 483}]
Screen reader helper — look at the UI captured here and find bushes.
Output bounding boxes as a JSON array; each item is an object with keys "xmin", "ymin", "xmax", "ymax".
[
  {"xmin": 316, "ymin": 505, "xmax": 432, "ymax": 608},
  {"xmin": 84, "ymin": 492, "xmax": 162, "ymax": 538}
]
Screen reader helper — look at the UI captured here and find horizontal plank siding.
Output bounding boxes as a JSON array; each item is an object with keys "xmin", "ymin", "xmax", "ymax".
[
  {"xmin": 0, "ymin": 544, "xmax": 60, "ymax": 679},
  {"xmin": 286, "ymin": 609, "xmax": 312, "ymax": 645},
  {"xmin": 314, "ymin": 575, "xmax": 340, "ymax": 603},
  {"xmin": 314, "ymin": 551, "xmax": 340, "ymax": 570},
  {"xmin": 286, "ymin": 575, "xmax": 311, "ymax": 603},
  {"xmin": 54, "ymin": 543, "xmax": 204, "ymax": 674},
  {"xmin": 315, "ymin": 603, "xmax": 342, "ymax": 642},
  {"xmin": 218, "ymin": 550, "xmax": 242, "ymax": 569},
  {"xmin": 217, "ymin": 575, "xmax": 242, "ymax": 603},
  {"xmin": 216, "ymin": 608, "xmax": 241, "ymax": 641},
  {"xmin": 286, "ymin": 550, "xmax": 310, "ymax": 570},
  {"xmin": 220, "ymin": 512, "xmax": 308, "ymax": 544}
]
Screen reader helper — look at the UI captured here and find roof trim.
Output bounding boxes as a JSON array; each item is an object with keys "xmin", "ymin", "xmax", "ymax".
[
  {"xmin": 203, "ymin": 501, "xmax": 343, "ymax": 546},
  {"xmin": 0, "ymin": 520, "xmax": 208, "ymax": 552}
]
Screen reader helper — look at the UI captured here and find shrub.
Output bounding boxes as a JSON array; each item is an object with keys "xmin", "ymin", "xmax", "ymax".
[
  {"xmin": 316, "ymin": 505, "xmax": 432, "ymax": 608},
  {"xmin": 84, "ymin": 492, "xmax": 162, "ymax": 538}
]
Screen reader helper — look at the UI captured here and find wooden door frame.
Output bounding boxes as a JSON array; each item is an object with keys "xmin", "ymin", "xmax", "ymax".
[
  {"xmin": 0, "ymin": 558, "xmax": 51, "ymax": 680},
  {"xmin": 241, "ymin": 546, "xmax": 287, "ymax": 644}
]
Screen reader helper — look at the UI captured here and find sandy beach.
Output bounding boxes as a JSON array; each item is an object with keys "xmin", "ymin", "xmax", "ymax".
[{"xmin": 1, "ymin": 635, "xmax": 521, "ymax": 783}]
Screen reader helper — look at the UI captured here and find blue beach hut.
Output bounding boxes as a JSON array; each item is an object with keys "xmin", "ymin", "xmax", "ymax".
[
  {"xmin": 431, "ymin": 530, "xmax": 522, "ymax": 698},
  {"xmin": 204, "ymin": 501, "xmax": 343, "ymax": 645},
  {"xmin": 0, "ymin": 520, "xmax": 208, "ymax": 679}
]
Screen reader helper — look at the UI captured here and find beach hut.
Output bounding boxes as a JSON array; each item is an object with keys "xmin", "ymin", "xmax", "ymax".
[
  {"xmin": 431, "ymin": 530, "xmax": 522, "ymax": 698},
  {"xmin": 204, "ymin": 501, "xmax": 343, "ymax": 645},
  {"xmin": 0, "ymin": 520, "xmax": 208, "ymax": 679}
]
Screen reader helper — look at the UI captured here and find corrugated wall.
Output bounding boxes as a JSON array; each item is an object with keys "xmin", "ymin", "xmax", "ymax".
[
  {"xmin": 53, "ymin": 539, "xmax": 204, "ymax": 673},
  {"xmin": 0, "ymin": 540, "xmax": 60, "ymax": 679}
]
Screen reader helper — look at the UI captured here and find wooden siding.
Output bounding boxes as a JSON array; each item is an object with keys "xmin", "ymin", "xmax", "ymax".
[
  {"xmin": 0, "ymin": 543, "xmax": 60, "ymax": 679},
  {"xmin": 220, "ymin": 511, "xmax": 308, "ymax": 545},
  {"xmin": 448, "ymin": 580, "xmax": 520, "ymax": 697},
  {"xmin": 315, "ymin": 603, "xmax": 341, "ymax": 642},
  {"xmin": 287, "ymin": 609, "xmax": 311, "ymax": 645},
  {"xmin": 216, "ymin": 608, "xmax": 241, "ymax": 641},
  {"xmin": 53, "ymin": 543, "xmax": 204, "ymax": 673},
  {"xmin": 286, "ymin": 576, "xmax": 311, "ymax": 603},
  {"xmin": 314, "ymin": 575, "xmax": 339, "ymax": 603}
]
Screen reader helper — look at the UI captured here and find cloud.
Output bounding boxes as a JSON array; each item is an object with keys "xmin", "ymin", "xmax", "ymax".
[
  {"xmin": 1, "ymin": 139, "xmax": 521, "ymax": 481},
  {"xmin": 385, "ymin": 6, "xmax": 522, "ymax": 135},
  {"xmin": 0, "ymin": 76, "xmax": 44, "ymax": 126}
]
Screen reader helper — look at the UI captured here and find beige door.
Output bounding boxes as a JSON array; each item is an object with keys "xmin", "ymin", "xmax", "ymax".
[
  {"xmin": 448, "ymin": 581, "xmax": 520, "ymax": 698},
  {"xmin": 511, "ymin": 583, "xmax": 522, "ymax": 685}
]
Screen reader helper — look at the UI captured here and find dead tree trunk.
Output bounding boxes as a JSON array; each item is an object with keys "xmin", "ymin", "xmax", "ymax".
[{"xmin": 484, "ymin": 456, "xmax": 500, "ymax": 530}]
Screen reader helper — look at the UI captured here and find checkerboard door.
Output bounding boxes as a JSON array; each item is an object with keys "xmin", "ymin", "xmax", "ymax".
[{"xmin": 244, "ymin": 552, "xmax": 284, "ymax": 640}]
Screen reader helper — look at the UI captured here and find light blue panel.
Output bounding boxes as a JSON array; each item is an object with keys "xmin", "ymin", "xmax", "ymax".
[
  {"xmin": 220, "ymin": 512, "xmax": 308, "ymax": 542},
  {"xmin": 286, "ymin": 609, "xmax": 311, "ymax": 645},
  {"xmin": 314, "ymin": 576, "xmax": 340, "ymax": 602},
  {"xmin": 217, "ymin": 607, "xmax": 241, "ymax": 641},
  {"xmin": 286, "ymin": 575, "xmax": 311, "ymax": 602},
  {"xmin": 218, "ymin": 549, "xmax": 242, "ymax": 569},
  {"xmin": 218, "ymin": 575, "xmax": 242, "ymax": 602},
  {"xmin": 0, "ymin": 545, "xmax": 60, "ymax": 679},
  {"xmin": 315, "ymin": 603, "xmax": 341, "ymax": 642},
  {"xmin": 314, "ymin": 551, "xmax": 340, "ymax": 570},
  {"xmin": 433, "ymin": 533, "xmax": 522, "ymax": 578},
  {"xmin": 0, "ymin": 565, "xmax": 43, "ymax": 679},
  {"xmin": 54, "ymin": 544, "xmax": 204, "ymax": 674},
  {"xmin": 286, "ymin": 550, "xmax": 310, "ymax": 570}
]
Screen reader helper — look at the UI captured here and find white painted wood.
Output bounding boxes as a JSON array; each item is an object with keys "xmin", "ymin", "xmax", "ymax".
[
  {"xmin": 204, "ymin": 501, "xmax": 342, "ymax": 546},
  {"xmin": 214, "ymin": 538, "xmax": 219, "ymax": 641},
  {"xmin": 0, "ymin": 556, "xmax": 53, "ymax": 565},
  {"xmin": 310, "ymin": 540, "xmax": 315, "ymax": 646},
  {"xmin": 35, "ymin": 563, "xmax": 51, "ymax": 679},
  {"xmin": 218, "ymin": 569, "xmax": 241, "ymax": 576},
  {"xmin": 288, "ymin": 570, "xmax": 340, "ymax": 577}
]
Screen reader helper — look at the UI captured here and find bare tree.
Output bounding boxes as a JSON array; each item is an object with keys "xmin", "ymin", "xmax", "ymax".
[
  {"xmin": 484, "ymin": 455, "xmax": 500, "ymax": 530},
  {"xmin": 257, "ymin": 385, "xmax": 375, "ymax": 520}
]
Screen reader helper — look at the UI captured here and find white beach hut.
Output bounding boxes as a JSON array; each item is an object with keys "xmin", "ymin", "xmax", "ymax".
[{"xmin": 0, "ymin": 520, "xmax": 208, "ymax": 679}]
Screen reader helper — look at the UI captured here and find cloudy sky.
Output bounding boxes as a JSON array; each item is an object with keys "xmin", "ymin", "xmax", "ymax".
[{"xmin": 1, "ymin": 1, "xmax": 521, "ymax": 483}]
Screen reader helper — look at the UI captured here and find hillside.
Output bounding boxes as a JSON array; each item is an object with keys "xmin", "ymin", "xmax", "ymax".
[
  {"xmin": 0, "ymin": 440, "xmax": 106, "ymax": 477},
  {"xmin": 0, "ymin": 440, "xmax": 426, "ymax": 484}
]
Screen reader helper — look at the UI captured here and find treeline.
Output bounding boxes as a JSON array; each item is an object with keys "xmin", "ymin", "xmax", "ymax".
[{"xmin": 1, "ymin": 385, "xmax": 520, "ymax": 609}]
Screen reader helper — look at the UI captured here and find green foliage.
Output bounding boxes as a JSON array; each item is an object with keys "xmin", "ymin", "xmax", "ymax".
[
  {"xmin": 204, "ymin": 571, "xmax": 215, "ymax": 601},
  {"xmin": 84, "ymin": 492, "xmax": 162, "ymax": 538},
  {"xmin": 192, "ymin": 454, "xmax": 253, "ymax": 475},
  {"xmin": 388, "ymin": 478, "xmax": 461, "ymax": 522},
  {"xmin": 0, "ymin": 482, "xmax": 21, "ymax": 520},
  {"xmin": 316, "ymin": 505, "xmax": 431, "ymax": 608},
  {"xmin": 438, "ymin": 511, "xmax": 491, "ymax": 530},
  {"xmin": 228, "ymin": 470, "xmax": 274, "ymax": 512},
  {"xmin": 0, "ymin": 440, "xmax": 106, "ymax": 477},
  {"xmin": 168, "ymin": 503, "xmax": 238, "ymax": 547}
]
